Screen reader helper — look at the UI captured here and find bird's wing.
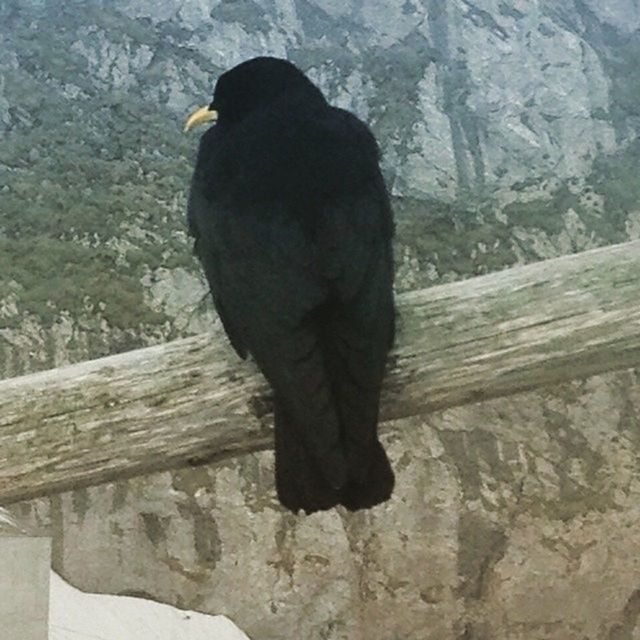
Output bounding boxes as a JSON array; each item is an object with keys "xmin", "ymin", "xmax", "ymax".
[
  {"xmin": 187, "ymin": 107, "xmax": 395, "ymax": 512},
  {"xmin": 314, "ymin": 179, "xmax": 396, "ymax": 509},
  {"xmin": 191, "ymin": 190, "xmax": 349, "ymax": 505},
  {"xmin": 187, "ymin": 180, "xmax": 248, "ymax": 359}
]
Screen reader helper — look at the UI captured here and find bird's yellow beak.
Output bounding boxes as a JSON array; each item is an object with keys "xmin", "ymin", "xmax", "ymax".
[{"xmin": 184, "ymin": 106, "xmax": 218, "ymax": 132}]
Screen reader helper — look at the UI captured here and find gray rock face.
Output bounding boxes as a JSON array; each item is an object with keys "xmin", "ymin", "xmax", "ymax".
[
  {"xmin": 582, "ymin": 0, "xmax": 640, "ymax": 34},
  {"xmin": 2, "ymin": 0, "xmax": 637, "ymax": 200},
  {"xmin": 96, "ymin": 0, "xmax": 629, "ymax": 201}
]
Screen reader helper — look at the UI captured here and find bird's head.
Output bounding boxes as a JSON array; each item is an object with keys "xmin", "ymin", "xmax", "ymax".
[{"xmin": 184, "ymin": 56, "xmax": 325, "ymax": 132}]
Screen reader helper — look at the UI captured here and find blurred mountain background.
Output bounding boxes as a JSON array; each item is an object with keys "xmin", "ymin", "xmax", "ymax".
[{"xmin": 1, "ymin": 0, "xmax": 639, "ymax": 375}]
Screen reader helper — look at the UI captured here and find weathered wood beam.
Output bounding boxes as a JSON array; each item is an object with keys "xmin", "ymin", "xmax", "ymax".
[{"xmin": 3, "ymin": 240, "xmax": 640, "ymax": 505}]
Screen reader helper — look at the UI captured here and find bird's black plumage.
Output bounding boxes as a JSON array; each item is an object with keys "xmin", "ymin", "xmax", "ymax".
[{"xmin": 187, "ymin": 57, "xmax": 395, "ymax": 513}]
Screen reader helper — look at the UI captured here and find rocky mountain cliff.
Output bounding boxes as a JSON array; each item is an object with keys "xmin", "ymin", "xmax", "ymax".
[{"xmin": 2, "ymin": 0, "xmax": 640, "ymax": 375}]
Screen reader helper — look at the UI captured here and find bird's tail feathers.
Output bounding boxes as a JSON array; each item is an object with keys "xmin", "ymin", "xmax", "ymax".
[
  {"xmin": 273, "ymin": 399, "xmax": 393, "ymax": 514},
  {"xmin": 321, "ymin": 316, "xmax": 395, "ymax": 512},
  {"xmin": 261, "ymin": 312, "xmax": 394, "ymax": 514},
  {"xmin": 273, "ymin": 399, "xmax": 344, "ymax": 514},
  {"xmin": 340, "ymin": 438, "xmax": 394, "ymax": 511}
]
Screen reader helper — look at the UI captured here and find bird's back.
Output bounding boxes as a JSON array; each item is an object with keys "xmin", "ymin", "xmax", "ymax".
[{"xmin": 187, "ymin": 58, "xmax": 395, "ymax": 513}]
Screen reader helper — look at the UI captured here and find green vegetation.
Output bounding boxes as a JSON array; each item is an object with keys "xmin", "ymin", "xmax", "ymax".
[
  {"xmin": 592, "ymin": 140, "xmax": 640, "ymax": 229},
  {"xmin": 394, "ymin": 197, "xmax": 517, "ymax": 282},
  {"xmin": 0, "ymin": 2, "xmax": 203, "ymax": 338},
  {"xmin": 0, "ymin": 93, "xmax": 196, "ymax": 330},
  {"xmin": 394, "ymin": 136, "xmax": 640, "ymax": 285}
]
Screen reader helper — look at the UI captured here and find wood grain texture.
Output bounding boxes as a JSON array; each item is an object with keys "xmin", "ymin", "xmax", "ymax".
[{"xmin": 2, "ymin": 240, "xmax": 640, "ymax": 504}]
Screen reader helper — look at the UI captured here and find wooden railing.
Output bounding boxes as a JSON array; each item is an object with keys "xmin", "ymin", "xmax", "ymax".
[{"xmin": 2, "ymin": 240, "xmax": 640, "ymax": 504}]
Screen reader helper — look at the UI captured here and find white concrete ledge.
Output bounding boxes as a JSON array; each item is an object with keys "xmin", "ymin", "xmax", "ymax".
[{"xmin": 0, "ymin": 508, "xmax": 51, "ymax": 640}]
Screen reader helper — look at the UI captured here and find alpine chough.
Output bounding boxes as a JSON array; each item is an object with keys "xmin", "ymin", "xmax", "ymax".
[{"xmin": 185, "ymin": 57, "xmax": 395, "ymax": 514}]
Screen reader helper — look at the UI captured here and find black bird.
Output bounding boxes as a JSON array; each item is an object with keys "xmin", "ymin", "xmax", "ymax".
[{"xmin": 185, "ymin": 57, "xmax": 395, "ymax": 514}]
